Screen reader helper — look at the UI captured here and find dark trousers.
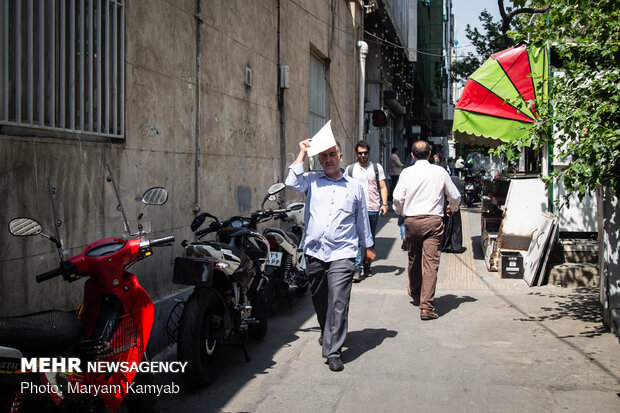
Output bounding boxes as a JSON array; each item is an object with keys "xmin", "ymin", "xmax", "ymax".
[
  {"xmin": 355, "ymin": 211, "xmax": 379, "ymax": 271},
  {"xmin": 306, "ymin": 256, "xmax": 355, "ymax": 359},
  {"xmin": 404, "ymin": 215, "xmax": 444, "ymax": 311}
]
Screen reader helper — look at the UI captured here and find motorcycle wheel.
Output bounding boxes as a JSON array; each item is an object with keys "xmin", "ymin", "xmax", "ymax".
[
  {"xmin": 266, "ymin": 278, "xmax": 280, "ymax": 315},
  {"xmin": 177, "ymin": 290, "xmax": 223, "ymax": 388},
  {"xmin": 248, "ymin": 292, "xmax": 269, "ymax": 340}
]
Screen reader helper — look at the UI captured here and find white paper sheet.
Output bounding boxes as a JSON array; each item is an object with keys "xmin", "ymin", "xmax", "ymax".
[{"xmin": 306, "ymin": 120, "xmax": 336, "ymax": 157}]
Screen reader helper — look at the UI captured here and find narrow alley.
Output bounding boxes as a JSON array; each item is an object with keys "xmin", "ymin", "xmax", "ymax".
[{"xmin": 154, "ymin": 208, "xmax": 620, "ymax": 413}]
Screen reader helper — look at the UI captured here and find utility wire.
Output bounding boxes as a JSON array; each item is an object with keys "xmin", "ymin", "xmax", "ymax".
[
  {"xmin": 324, "ymin": 75, "xmax": 354, "ymax": 147},
  {"xmin": 287, "ymin": 0, "xmax": 449, "ymax": 56}
]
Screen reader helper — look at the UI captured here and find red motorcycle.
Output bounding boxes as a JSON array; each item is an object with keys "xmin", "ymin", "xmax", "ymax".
[{"xmin": 0, "ymin": 176, "xmax": 173, "ymax": 412}]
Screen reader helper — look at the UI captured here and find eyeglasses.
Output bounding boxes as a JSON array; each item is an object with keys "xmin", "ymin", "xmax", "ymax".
[{"xmin": 357, "ymin": 151, "xmax": 369, "ymax": 156}]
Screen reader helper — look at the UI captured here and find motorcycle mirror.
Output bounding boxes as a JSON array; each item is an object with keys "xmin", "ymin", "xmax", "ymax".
[
  {"xmin": 190, "ymin": 213, "xmax": 207, "ymax": 232},
  {"xmin": 8, "ymin": 217, "xmax": 43, "ymax": 237},
  {"xmin": 141, "ymin": 187, "xmax": 168, "ymax": 205},
  {"xmin": 262, "ymin": 183, "xmax": 285, "ymax": 209},
  {"xmin": 267, "ymin": 182, "xmax": 285, "ymax": 196},
  {"xmin": 289, "ymin": 204, "xmax": 304, "ymax": 211},
  {"xmin": 8, "ymin": 217, "xmax": 63, "ymax": 249}
]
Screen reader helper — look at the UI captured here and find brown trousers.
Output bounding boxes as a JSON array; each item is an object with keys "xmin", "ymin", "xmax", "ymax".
[{"xmin": 404, "ymin": 215, "xmax": 444, "ymax": 311}]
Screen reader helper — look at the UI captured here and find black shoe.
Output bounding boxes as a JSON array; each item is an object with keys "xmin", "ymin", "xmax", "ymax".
[
  {"xmin": 327, "ymin": 357, "xmax": 344, "ymax": 372},
  {"xmin": 318, "ymin": 335, "xmax": 323, "ymax": 346},
  {"xmin": 401, "ymin": 239, "xmax": 408, "ymax": 250}
]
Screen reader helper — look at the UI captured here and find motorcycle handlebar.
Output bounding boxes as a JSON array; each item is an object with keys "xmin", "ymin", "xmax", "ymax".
[
  {"xmin": 195, "ymin": 221, "xmax": 221, "ymax": 237},
  {"xmin": 194, "ymin": 208, "xmax": 289, "ymax": 236},
  {"xmin": 35, "ymin": 260, "xmax": 77, "ymax": 283},
  {"xmin": 36, "ymin": 267, "xmax": 64, "ymax": 283},
  {"xmin": 150, "ymin": 235, "xmax": 176, "ymax": 247}
]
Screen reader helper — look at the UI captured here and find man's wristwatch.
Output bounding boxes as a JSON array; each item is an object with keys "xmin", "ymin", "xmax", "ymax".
[{"xmin": 381, "ymin": 203, "xmax": 388, "ymax": 207}]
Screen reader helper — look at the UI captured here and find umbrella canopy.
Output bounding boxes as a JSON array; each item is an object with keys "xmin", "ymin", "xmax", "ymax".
[{"xmin": 452, "ymin": 45, "xmax": 549, "ymax": 147}]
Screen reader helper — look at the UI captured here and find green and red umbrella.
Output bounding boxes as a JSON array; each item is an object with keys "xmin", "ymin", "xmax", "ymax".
[{"xmin": 453, "ymin": 45, "xmax": 549, "ymax": 147}]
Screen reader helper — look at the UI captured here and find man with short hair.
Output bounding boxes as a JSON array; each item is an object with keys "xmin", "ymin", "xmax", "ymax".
[
  {"xmin": 346, "ymin": 141, "xmax": 388, "ymax": 281},
  {"xmin": 393, "ymin": 140, "xmax": 461, "ymax": 320},
  {"xmin": 286, "ymin": 139, "xmax": 375, "ymax": 372}
]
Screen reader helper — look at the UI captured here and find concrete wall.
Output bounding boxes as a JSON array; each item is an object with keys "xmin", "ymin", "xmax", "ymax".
[
  {"xmin": 0, "ymin": 0, "xmax": 362, "ymax": 334},
  {"xmin": 279, "ymin": 0, "xmax": 362, "ymax": 168},
  {"xmin": 598, "ymin": 187, "xmax": 620, "ymax": 337}
]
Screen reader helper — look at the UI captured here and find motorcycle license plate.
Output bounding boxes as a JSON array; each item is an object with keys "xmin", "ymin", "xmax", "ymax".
[
  {"xmin": 267, "ymin": 251, "xmax": 283, "ymax": 266},
  {"xmin": 465, "ymin": 184, "xmax": 474, "ymax": 190}
]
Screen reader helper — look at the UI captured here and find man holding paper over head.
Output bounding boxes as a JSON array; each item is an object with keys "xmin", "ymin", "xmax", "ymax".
[{"xmin": 285, "ymin": 121, "xmax": 374, "ymax": 372}]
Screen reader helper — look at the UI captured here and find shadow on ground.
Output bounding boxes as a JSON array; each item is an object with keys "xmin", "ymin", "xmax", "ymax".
[
  {"xmin": 154, "ymin": 294, "xmax": 316, "ymax": 411},
  {"xmin": 342, "ymin": 328, "xmax": 398, "ymax": 363},
  {"xmin": 433, "ymin": 294, "xmax": 478, "ymax": 317},
  {"xmin": 515, "ymin": 287, "xmax": 608, "ymax": 338},
  {"xmin": 371, "ymin": 264, "xmax": 405, "ymax": 276},
  {"xmin": 471, "ymin": 235, "xmax": 485, "ymax": 260},
  {"xmin": 373, "ymin": 236, "xmax": 397, "ymax": 260}
]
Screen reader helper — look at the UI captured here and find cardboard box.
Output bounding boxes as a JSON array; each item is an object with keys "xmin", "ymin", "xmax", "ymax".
[{"xmin": 500, "ymin": 251, "xmax": 524, "ymax": 278}]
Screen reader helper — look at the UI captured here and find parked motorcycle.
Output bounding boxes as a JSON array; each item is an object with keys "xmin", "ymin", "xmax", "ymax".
[
  {"xmin": 463, "ymin": 171, "xmax": 476, "ymax": 207},
  {"xmin": 0, "ymin": 172, "xmax": 173, "ymax": 412},
  {"xmin": 463, "ymin": 168, "xmax": 483, "ymax": 207},
  {"xmin": 262, "ymin": 185, "xmax": 309, "ymax": 312},
  {"xmin": 168, "ymin": 183, "xmax": 291, "ymax": 388}
]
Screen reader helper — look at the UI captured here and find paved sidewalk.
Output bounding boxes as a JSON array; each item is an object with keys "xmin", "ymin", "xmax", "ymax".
[
  {"xmin": 366, "ymin": 207, "xmax": 528, "ymax": 293},
  {"xmin": 155, "ymin": 208, "xmax": 620, "ymax": 413}
]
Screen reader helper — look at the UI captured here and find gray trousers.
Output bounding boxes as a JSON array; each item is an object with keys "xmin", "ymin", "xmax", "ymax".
[{"xmin": 306, "ymin": 256, "xmax": 355, "ymax": 359}]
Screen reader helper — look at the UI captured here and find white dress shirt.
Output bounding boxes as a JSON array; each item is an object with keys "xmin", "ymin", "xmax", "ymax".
[
  {"xmin": 392, "ymin": 160, "xmax": 461, "ymax": 217},
  {"xmin": 285, "ymin": 163, "xmax": 374, "ymax": 262}
]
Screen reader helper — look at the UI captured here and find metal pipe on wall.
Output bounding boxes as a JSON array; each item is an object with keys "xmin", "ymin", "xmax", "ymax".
[
  {"xmin": 194, "ymin": 0, "xmax": 202, "ymax": 213},
  {"xmin": 278, "ymin": 0, "xmax": 285, "ymax": 184},
  {"xmin": 357, "ymin": 40, "xmax": 368, "ymax": 142}
]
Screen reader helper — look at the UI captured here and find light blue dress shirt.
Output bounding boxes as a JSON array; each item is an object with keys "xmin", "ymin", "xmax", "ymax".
[{"xmin": 286, "ymin": 163, "xmax": 373, "ymax": 263}]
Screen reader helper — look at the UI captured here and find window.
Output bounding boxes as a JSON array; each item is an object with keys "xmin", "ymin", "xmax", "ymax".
[
  {"xmin": 1, "ymin": 0, "xmax": 125, "ymax": 139},
  {"xmin": 309, "ymin": 52, "xmax": 326, "ymax": 170}
]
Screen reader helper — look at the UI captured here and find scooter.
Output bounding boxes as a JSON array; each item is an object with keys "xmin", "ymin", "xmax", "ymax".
[
  {"xmin": 168, "ymin": 184, "xmax": 289, "ymax": 388},
  {"xmin": 0, "ymin": 171, "xmax": 173, "ymax": 412},
  {"xmin": 167, "ymin": 183, "xmax": 306, "ymax": 388},
  {"xmin": 262, "ymin": 186, "xmax": 309, "ymax": 312}
]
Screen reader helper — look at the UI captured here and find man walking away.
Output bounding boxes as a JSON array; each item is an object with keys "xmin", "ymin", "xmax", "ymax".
[
  {"xmin": 286, "ymin": 139, "xmax": 375, "ymax": 372},
  {"xmin": 346, "ymin": 141, "xmax": 388, "ymax": 281},
  {"xmin": 389, "ymin": 147, "xmax": 404, "ymax": 202},
  {"xmin": 392, "ymin": 140, "xmax": 461, "ymax": 320}
]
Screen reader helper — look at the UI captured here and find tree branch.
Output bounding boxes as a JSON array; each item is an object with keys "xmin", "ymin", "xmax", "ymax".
[
  {"xmin": 509, "ymin": 5, "xmax": 552, "ymax": 19},
  {"xmin": 498, "ymin": 0, "xmax": 550, "ymax": 45}
]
